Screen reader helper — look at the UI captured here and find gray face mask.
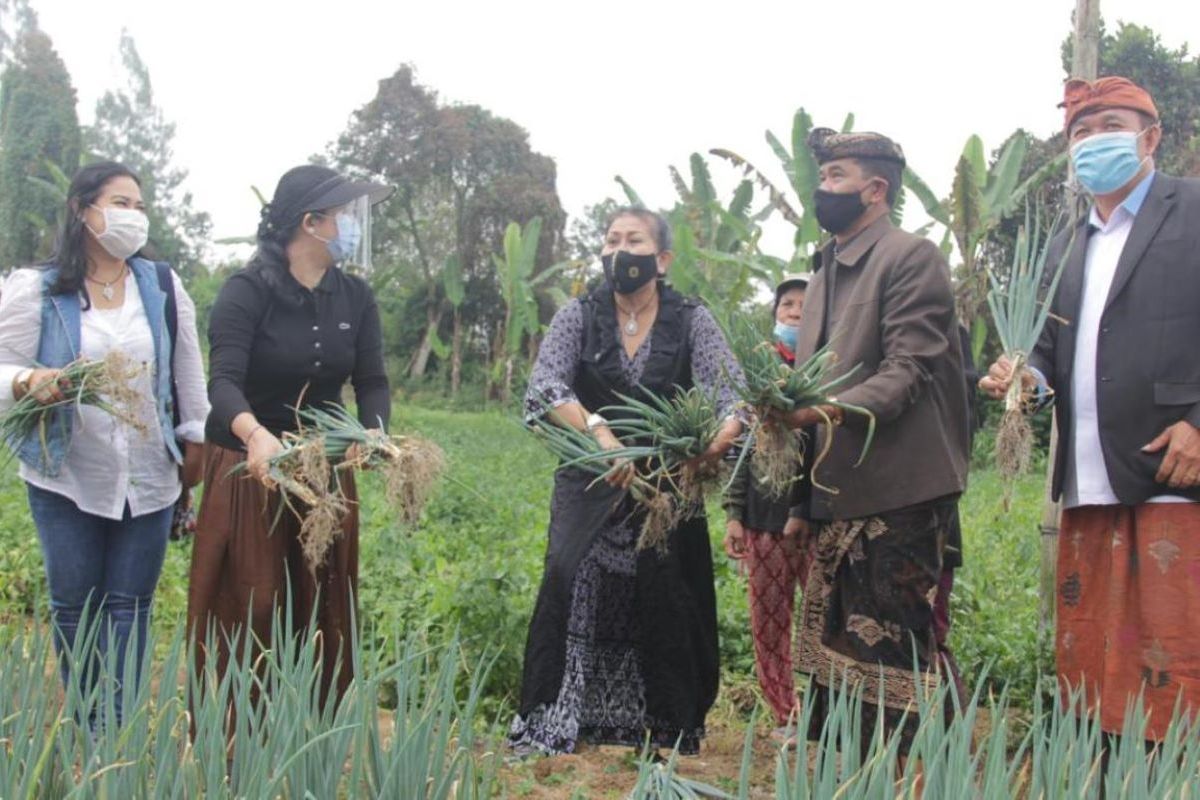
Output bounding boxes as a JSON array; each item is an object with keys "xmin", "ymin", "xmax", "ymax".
[{"xmin": 87, "ymin": 206, "xmax": 149, "ymax": 260}]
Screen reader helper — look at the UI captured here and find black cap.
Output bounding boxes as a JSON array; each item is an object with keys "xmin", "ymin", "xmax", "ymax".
[{"xmin": 266, "ymin": 165, "xmax": 393, "ymax": 226}]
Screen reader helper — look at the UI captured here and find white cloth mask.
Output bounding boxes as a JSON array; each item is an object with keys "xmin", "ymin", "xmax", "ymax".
[{"xmin": 87, "ymin": 206, "xmax": 149, "ymax": 260}]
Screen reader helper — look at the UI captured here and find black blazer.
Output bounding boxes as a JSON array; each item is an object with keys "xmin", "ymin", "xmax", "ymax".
[{"xmin": 1031, "ymin": 172, "xmax": 1200, "ymax": 504}]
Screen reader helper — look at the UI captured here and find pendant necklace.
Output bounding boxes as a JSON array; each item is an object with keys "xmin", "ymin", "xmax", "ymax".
[
  {"xmin": 616, "ymin": 291, "xmax": 656, "ymax": 336},
  {"xmin": 87, "ymin": 266, "xmax": 128, "ymax": 301}
]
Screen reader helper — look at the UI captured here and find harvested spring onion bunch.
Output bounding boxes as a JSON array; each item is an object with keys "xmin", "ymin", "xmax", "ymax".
[
  {"xmin": 986, "ymin": 206, "xmax": 1072, "ymax": 496},
  {"xmin": 231, "ymin": 403, "xmax": 445, "ymax": 570},
  {"xmin": 600, "ymin": 385, "xmax": 726, "ymax": 508},
  {"xmin": 0, "ymin": 352, "xmax": 149, "ymax": 464},
  {"xmin": 531, "ymin": 412, "xmax": 681, "ymax": 553},
  {"xmin": 722, "ymin": 315, "xmax": 875, "ymax": 496}
]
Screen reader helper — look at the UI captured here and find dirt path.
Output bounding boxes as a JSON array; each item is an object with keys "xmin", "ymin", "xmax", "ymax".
[{"xmin": 494, "ymin": 717, "xmax": 784, "ymax": 799}]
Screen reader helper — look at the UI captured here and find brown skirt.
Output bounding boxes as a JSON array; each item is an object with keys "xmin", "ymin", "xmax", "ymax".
[
  {"xmin": 186, "ymin": 442, "xmax": 359, "ymax": 704},
  {"xmin": 1057, "ymin": 503, "xmax": 1200, "ymax": 740}
]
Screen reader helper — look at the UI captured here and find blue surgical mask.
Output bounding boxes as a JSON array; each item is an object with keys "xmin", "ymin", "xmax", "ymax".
[
  {"xmin": 773, "ymin": 320, "xmax": 799, "ymax": 349},
  {"xmin": 1070, "ymin": 130, "xmax": 1148, "ymax": 195},
  {"xmin": 312, "ymin": 212, "xmax": 362, "ymax": 262}
]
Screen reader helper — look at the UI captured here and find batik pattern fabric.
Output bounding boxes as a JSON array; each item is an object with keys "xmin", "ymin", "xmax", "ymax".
[
  {"xmin": 511, "ymin": 298, "xmax": 736, "ymax": 755},
  {"xmin": 745, "ymin": 528, "xmax": 812, "ymax": 726},
  {"xmin": 1057, "ymin": 502, "xmax": 1200, "ymax": 740},
  {"xmin": 795, "ymin": 497, "xmax": 959, "ymax": 753}
]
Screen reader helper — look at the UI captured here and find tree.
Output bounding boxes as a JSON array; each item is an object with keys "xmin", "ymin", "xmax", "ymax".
[
  {"xmin": 86, "ymin": 30, "xmax": 212, "ymax": 276},
  {"xmin": 333, "ymin": 65, "xmax": 565, "ymax": 392},
  {"xmin": 905, "ymin": 132, "xmax": 1066, "ymax": 360},
  {"xmin": 0, "ymin": 22, "xmax": 80, "ymax": 268},
  {"xmin": 565, "ymin": 198, "xmax": 620, "ymax": 263},
  {"xmin": 1060, "ymin": 22, "xmax": 1200, "ymax": 177}
]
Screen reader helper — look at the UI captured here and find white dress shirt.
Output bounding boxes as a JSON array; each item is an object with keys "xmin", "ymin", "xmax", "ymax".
[
  {"xmin": 1065, "ymin": 172, "xmax": 1189, "ymax": 508},
  {"xmin": 0, "ymin": 267, "xmax": 210, "ymax": 520}
]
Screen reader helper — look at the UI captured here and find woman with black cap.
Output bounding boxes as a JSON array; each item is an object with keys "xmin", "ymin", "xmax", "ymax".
[
  {"xmin": 509, "ymin": 207, "xmax": 743, "ymax": 758},
  {"xmin": 186, "ymin": 164, "xmax": 392, "ymax": 702},
  {"xmin": 721, "ymin": 273, "xmax": 813, "ymax": 740}
]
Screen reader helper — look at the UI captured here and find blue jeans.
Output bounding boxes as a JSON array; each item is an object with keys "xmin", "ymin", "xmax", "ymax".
[{"xmin": 27, "ymin": 484, "xmax": 171, "ymax": 724}]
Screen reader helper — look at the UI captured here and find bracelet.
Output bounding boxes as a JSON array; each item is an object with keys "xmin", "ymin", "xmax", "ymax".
[{"xmin": 243, "ymin": 425, "xmax": 265, "ymax": 446}]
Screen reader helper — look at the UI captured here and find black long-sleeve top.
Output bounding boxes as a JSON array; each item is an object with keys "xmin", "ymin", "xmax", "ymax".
[{"xmin": 204, "ymin": 264, "xmax": 390, "ymax": 451}]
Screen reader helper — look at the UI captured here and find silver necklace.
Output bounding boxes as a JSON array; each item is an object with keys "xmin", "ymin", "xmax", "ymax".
[
  {"xmin": 86, "ymin": 266, "xmax": 127, "ymax": 301},
  {"xmin": 615, "ymin": 293, "xmax": 655, "ymax": 336}
]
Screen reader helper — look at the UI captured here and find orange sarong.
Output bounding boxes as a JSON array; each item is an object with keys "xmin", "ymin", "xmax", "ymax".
[{"xmin": 1057, "ymin": 503, "xmax": 1200, "ymax": 739}]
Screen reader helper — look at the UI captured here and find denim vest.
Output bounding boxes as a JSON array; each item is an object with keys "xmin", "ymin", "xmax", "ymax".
[{"xmin": 14, "ymin": 258, "xmax": 181, "ymax": 476}]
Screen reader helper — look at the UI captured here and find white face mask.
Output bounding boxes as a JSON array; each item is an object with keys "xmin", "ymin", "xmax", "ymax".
[{"xmin": 87, "ymin": 206, "xmax": 149, "ymax": 260}]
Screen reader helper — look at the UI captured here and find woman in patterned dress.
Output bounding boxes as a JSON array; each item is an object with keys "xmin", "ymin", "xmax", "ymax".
[{"xmin": 509, "ymin": 208, "xmax": 743, "ymax": 757}]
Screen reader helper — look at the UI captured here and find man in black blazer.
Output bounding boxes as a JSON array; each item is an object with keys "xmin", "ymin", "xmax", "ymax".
[{"xmin": 982, "ymin": 77, "xmax": 1200, "ymax": 742}]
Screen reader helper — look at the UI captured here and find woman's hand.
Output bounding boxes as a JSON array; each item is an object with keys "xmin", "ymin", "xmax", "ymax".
[
  {"xmin": 595, "ymin": 426, "xmax": 636, "ymax": 490},
  {"xmin": 692, "ymin": 416, "xmax": 742, "ymax": 468},
  {"xmin": 723, "ymin": 518, "xmax": 748, "ymax": 560},
  {"xmin": 782, "ymin": 516, "xmax": 809, "ymax": 540},
  {"xmin": 181, "ymin": 441, "xmax": 204, "ymax": 489},
  {"xmin": 246, "ymin": 427, "xmax": 284, "ymax": 485},
  {"xmin": 19, "ymin": 368, "xmax": 66, "ymax": 405}
]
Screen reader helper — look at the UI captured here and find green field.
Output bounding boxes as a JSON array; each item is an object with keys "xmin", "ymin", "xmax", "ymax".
[
  {"xmin": 11, "ymin": 405, "xmax": 1187, "ymax": 798},
  {"xmin": 0, "ymin": 404, "xmax": 1052, "ymax": 713}
]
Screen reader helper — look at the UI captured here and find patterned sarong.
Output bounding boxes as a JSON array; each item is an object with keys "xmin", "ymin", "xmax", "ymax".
[{"xmin": 1057, "ymin": 503, "xmax": 1200, "ymax": 740}]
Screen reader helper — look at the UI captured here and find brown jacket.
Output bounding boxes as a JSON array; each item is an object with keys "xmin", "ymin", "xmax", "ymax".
[{"xmin": 794, "ymin": 215, "xmax": 970, "ymax": 521}]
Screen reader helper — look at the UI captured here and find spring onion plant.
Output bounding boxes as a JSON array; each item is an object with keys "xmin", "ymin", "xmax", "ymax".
[
  {"xmin": 531, "ymin": 412, "xmax": 681, "ymax": 552},
  {"xmin": 231, "ymin": 403, "xmax": 445, "ymax": 570},
  {"xmin": 0, "ymin": 352, "xmax": 148, "ymax": 465},
  {"xmin": 723, "ymin": 315, "xmax": 875, "ymax": 496},
  {"xmin": 986, "ymin": 206, "xmax": 1072, "ymax": 494}
]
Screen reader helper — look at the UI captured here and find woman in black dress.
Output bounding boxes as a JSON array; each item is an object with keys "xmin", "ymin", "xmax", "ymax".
[{"xmin": 510, "ymin": 208, "xmax": 743, "ymax": 756}]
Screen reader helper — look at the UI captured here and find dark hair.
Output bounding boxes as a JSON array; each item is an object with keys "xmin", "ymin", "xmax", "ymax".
[
  {"xmin": 603, "ymin": 206, "xmax": 673, "ymax": 252},
  {"xmin": 246, "ymin": 200, "xmax": 311, "ymax": 297},
  {"xmin": 854, "ymin": 157, "xmax": 903, "ymax": 207},
  {"xmin": 46, "ymin": 161, "xmax": 142, "ymax": 302}
]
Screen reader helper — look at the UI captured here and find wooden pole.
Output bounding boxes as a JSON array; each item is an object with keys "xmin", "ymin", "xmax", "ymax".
[
  {"xmin": 1041, "ymin": 0, "xmax": 1102, "ymax": 630},
  {"xmin": 1072, "ymin": 0, "xmax": 1102, "ymax": 81}
]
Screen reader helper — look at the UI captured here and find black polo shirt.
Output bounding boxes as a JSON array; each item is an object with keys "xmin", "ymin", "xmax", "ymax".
[{"xmin": 205, "ymin": 263, "xmax": 390, "ymax": 451}]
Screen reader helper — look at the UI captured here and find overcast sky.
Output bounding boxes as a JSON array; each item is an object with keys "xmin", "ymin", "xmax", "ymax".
[{"xmin": 31, "ymin": 0, "xmax": 1200, "ymax": 257}]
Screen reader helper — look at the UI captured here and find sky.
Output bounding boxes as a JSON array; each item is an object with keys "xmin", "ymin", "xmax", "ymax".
[{"xmin": 30, "ymin": 0, "xmax": 1200, "ymax": 258}]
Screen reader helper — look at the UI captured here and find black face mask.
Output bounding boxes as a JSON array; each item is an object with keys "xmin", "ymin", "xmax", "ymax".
[
  {"xmin": 813, "ymin": 187, "xmax": 869, "ymax": 234},
  {"xmin": 601, "ymin": 250, "xmax": 659, "ymax": 294}
]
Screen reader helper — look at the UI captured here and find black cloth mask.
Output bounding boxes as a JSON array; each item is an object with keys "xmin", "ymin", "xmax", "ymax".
[
  {"xmin": 813, "ymin": 187, "xmax": 868, "ymax": 234},
  {"xmin": 602, "ymin": 250, "xmax": 659, "ymax": 294}
]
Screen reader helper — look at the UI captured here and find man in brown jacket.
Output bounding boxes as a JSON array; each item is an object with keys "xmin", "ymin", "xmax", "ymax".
[{"xmin": 779, "ymin": 128, "xmax": 970, "ymax": 751}]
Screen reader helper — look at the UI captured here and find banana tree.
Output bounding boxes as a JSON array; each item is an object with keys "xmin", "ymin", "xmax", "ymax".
[
  {"xmin": 491, "ymin": 218, "xmax": 577, "ymax": 403},
  {"xmin": 710, "ymin": 107, "xmax": 860, "ymax": 271},
  {"xmin": 904, "ymin": 132, "xmax": 1068, "ymax": 358},
  {"xmin": 615, "ymin": 152, "xmax": 774, "ymax": 320}
]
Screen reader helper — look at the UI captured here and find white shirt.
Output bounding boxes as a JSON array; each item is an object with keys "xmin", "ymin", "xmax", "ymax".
[
  {"xmin": 0, "ymin": 267, "xmax": 210, "ymax": 520},
  {"xmin": 1065, "ymin": 173, "xmax": 1189, "ymax": 508}
]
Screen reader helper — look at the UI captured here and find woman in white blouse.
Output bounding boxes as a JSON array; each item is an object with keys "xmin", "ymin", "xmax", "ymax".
[{"xmin": 0, "ymin": 162, "xmax": 208, "ymax": 727}]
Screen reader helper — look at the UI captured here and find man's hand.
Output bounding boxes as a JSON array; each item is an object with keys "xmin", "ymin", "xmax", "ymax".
[
  {"xmin": 979, "ymin": 355, "xmax": 1037, "ymax": 401},
  {"xmin": 773, "ymin": 404, "xmax": 842, "ymax": 431},
  {"xmin": 1143, "ymin": 420, "xmax": 1200, "ymax": 489}
]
